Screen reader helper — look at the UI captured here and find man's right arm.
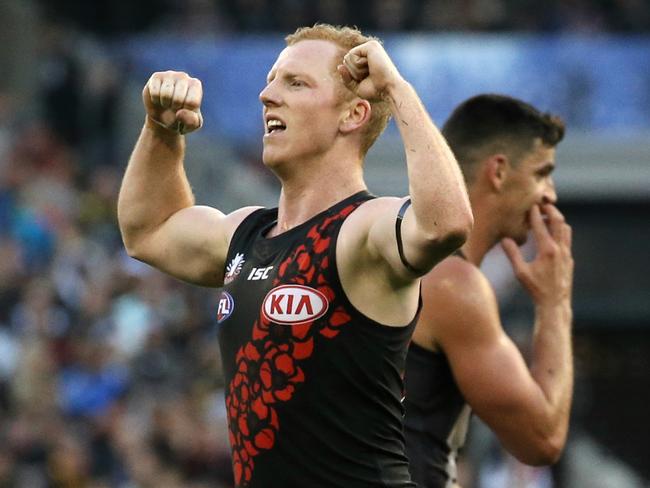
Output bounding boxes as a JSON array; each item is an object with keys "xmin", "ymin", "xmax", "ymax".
[
  {"xmin": 118, "ymin": 71, "xmax": 258, "ymax": 286},
  {"xmin": 415, "ymin": 204, "xmax": 573, "ymax": 465},
  {"xmin": 414, "ymin": 254, "xmax": 573, "ymax": 466}
]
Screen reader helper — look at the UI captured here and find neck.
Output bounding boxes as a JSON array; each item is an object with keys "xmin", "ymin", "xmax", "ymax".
[
  {"xmin": 460, "ymin": 192, "xmax": 501, "ymax": 266},
  {"xmin": 270, "ymin": 153, "xmax": 366, "ymax": 236}
]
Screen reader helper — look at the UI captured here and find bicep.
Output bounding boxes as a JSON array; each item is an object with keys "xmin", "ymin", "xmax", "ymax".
[
  {"xmin": 367, "ymin": 198, "xmax": 461, "ymax": 282},
  {"xmin": 429, "ymin": 273, "xmax": 548, "ymax": 449},
  {"xmin": 131, "ymin": 205, "xmax": 256, "ymax": 286},
  {"xmin": 396, "ymin": 202, "xmax": 465, "ymax": 272},
  {"xmin": 447, "ymin": 331, "xmax": 543, "ymax": 427},
  {"xmin": 446, "ymin": 328, "xmax": 554, "ymax": 462},
  {"xmin": 364, "ymin": 198, "xmax": 432, "ymax": 282}
]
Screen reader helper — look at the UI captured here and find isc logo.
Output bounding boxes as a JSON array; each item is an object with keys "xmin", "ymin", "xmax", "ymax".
[
  {"xmin": 247, "ymin": 266, "xmax": 273, "ymax": 281},
  {"xmin": 217, "ymin": 291, "xmax": 234, "ymax": 323},
  {"xmin": 262, "ymin": 285, "xmax": 329, "ymax": 325}
]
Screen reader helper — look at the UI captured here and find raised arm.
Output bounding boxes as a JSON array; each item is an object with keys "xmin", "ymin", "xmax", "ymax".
[
  {"xmin": 118, "ymin": 71, "xmax": 257, "ymax": 286},
  {"xmin": 416, "ymin": 204, "xmax": 574, "ymax": 464},
  {"xmin": 340, "ymin": 41, "xmax": 473, "ymax": 279}
]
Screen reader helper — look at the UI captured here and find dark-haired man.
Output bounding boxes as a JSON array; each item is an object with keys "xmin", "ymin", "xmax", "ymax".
[{"xmin": 404, "ymin": 94, "xmax": 574, "ymax": 488}]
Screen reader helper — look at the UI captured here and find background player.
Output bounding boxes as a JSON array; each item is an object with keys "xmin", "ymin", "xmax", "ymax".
[{"xmin": 404, "ymin": 94, "xmax": 574, "ymax": 488}]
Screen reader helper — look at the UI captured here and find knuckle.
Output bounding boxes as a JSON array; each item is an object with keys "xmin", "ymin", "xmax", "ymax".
[
  {"xmin": 542, "ymin": 246, "xmax": 558, "ymax": 259},
  {"xmin": 513, "ymin": 268, "xmax": 527, "ymax": 280}
]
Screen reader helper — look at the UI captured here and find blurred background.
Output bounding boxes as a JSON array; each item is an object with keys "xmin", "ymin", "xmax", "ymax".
[{"xmin": 0, "ymin": 0, "xmax": 649, "ymax": 487}]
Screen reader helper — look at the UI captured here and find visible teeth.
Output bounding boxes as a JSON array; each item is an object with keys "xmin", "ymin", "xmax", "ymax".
[{"xmin": 267, "ymin": 119, "xmax": 284, "ymax": 129}]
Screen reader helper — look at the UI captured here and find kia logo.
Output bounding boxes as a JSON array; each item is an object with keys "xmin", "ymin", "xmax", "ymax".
[{"xmin": 262, "ymin": 285, "xmax": 329, "ymax": 325}]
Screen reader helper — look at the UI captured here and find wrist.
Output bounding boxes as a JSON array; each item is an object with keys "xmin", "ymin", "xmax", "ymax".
[
  {"xmin": 535, "ymin": 300, "xmax": 572, "ymax": 327},
  {"xmin": 144, "ymin": 115, "xmax": 183, "ymax": 139},
  {"xmin": 384, "ymin": 76, "xmax": 411, "ymax": 105}
]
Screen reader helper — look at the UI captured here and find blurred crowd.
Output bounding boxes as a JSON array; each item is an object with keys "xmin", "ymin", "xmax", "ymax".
[
  {"xmin": 0, "ymin": 17, "xmax": 235, "ymax": 488},
  {"xmin": 40, "ymin": 0, "xmax": 650, "ymax": 36}
]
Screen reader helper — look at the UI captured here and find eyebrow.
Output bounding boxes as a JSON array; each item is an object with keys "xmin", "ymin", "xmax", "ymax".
[
  {"xmin": 537, "ymin": 162, "xmax": 555, "ymax": 174},
  {"xmin": 266, "ymin": 68, "xmax": 317, "ymax": 85}
]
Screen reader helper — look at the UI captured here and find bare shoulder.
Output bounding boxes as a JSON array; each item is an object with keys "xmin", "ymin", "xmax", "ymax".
[
  {"xmin": 358, "ymin": 195, "xmax": 405, "ymax": 211},
  {"xmin": 418, "ymin": 256, "xmax": 500, "ymax": 348},
  {"xmin": 169, "ymin": 204, "xmax": 262, "ymax": 230},
  {"xmin": 344, "ymin": 196, "xmax": 404, "ymax": 225},
  {"xmin": 175, "ymin": 205, "xmax": 262, "ymax": 250},
  {"xmin": 422, "ymin": 256, "xmax": 493, "ymax": 304},
  {"xmin": 223, "ymin": 205, "xmax": 265, "ymax": 233},
  {"xmin": 339, "ymin": 195, "xmax": 407, "ymax": 255},
  {"xmin": 336, "ymin": 195, "xmax": 403, "ymax": 260},
  {"xmin": 128, "ymin": 205, "xmax": 265, "ymax": 287}
]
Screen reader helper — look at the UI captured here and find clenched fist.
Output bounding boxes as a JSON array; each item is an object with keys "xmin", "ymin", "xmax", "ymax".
[
  {"xmin": 337, "ymin": 40, "xmax": 404, "ymax": 102},
  {"xmin": 143, "ymin": 71, "xmax": 203, "ymax": 135}
]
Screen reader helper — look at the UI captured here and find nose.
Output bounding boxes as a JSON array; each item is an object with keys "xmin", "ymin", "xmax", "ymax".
[
  {"xmin": 542, "ymin": 178, "xmax": 557, "ymax": 205},
  {"xmin": 259, "ymin": 80, "xmax": 281, "ymax": 107}
]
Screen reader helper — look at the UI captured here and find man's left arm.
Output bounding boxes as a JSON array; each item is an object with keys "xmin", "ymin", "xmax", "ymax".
[
  {"xmin": 384, "ymin": 78, "xmax": 473, "ymax": 274},
  {"xmin": 342, "ymin": 41, "xmax": 473, "ymax": 279}
]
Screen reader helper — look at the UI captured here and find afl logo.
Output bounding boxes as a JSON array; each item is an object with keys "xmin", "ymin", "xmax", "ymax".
[
  {"xmin": 262, "ymin": 285, "xmax": 329, "ymax": 325},
  {"xmin": 217, "ymin": 291, "xmax": 234, "ymax": 323}
]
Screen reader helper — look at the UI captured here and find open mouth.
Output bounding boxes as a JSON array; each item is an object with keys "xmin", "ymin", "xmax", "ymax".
[{"xmin": 266, "ymin": 118, "xmax": 287, "ymax": 134}]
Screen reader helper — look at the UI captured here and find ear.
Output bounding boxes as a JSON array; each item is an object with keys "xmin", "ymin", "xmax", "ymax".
[
  {"xmin": 339, "ymin": 98, "xmax": 371, "ymax": 134},
  {"xmin": 484, "ymin": 153, "xmax": 510, "ymax": 192}
]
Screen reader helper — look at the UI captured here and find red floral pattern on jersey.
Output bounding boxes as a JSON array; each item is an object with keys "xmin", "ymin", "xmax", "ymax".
[{"xmin": 224, "ymin": 201, "xmax": 361, "ymax": 487}]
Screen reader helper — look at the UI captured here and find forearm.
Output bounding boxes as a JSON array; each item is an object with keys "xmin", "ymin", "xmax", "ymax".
[
  {"xmin": 529, "ymin": 301, "xmax": 574, "ymax": 444},
  {"xmin": 387, "ymin": 80, "xmax": 472, "ymax": 240},
  {"xmin": 118, "ymin": 118, "xmax": 195, "ymax": 251}
]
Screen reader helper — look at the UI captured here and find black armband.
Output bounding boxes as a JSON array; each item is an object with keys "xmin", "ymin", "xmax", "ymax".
[{"xmin": 395, "ymin": 199, "xmax": 424, "ymax": 275}]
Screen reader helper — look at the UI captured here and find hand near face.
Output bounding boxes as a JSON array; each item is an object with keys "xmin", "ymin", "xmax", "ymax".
[
  {"xmin": 143, "ymin": 71, "xmax": 204, "ymax": 134},
  {"xmin": 337, "ymin": 40, "xmax": 404, "ymax": 101},
  {"xmin": 501, "ymin": 204, "xmax": 574, "ymax": 307}
]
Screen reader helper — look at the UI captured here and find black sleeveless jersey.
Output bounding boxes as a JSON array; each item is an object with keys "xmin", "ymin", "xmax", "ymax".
[
  {"xmin": 216, "ymin": 191, "xmax": 418, "ymax": 488},
  {"xmin": 403, "ymin": 253, "xmax": 472, "ymax": 488}
]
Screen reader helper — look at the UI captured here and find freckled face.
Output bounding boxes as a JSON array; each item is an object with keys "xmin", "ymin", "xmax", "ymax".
[{"xmin": 259, "ymin": 40, "xmax": 348, "ymax": 170}]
